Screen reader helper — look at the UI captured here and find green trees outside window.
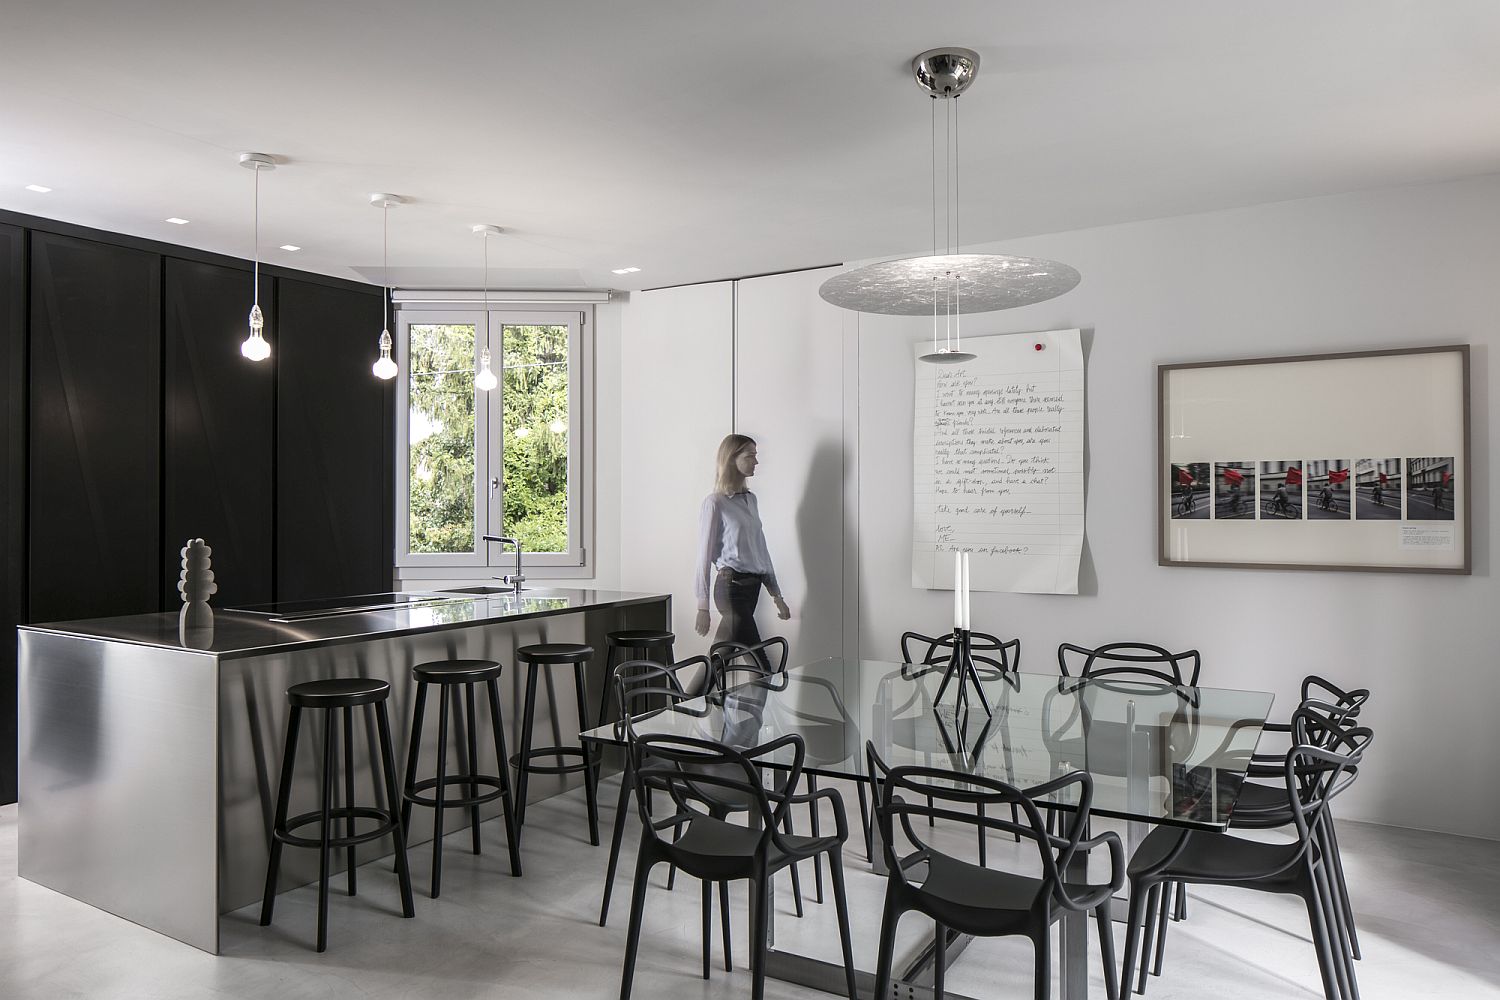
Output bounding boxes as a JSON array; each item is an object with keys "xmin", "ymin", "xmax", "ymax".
[{"xmin": 406, "ymin": 321, "xmax": 572, "ymax": 557}]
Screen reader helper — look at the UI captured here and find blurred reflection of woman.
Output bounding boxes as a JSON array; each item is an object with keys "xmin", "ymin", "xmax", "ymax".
[{"xmin": 695, "ymin": 434, "xmax": 791, "ymax": 649}]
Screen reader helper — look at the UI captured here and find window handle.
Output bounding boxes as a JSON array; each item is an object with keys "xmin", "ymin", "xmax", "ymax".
[{"xmin": 490, "ymin": 477, "xmax": 500, "ymax": 499}]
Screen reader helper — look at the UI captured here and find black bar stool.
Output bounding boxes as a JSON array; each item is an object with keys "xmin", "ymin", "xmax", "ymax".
[
  {"xmin": 597, "ymin": 629, "xmax": 676, "ymax": 727},
  {"xmin": 513, "ymin": 642, "xmax": 600, "ymax": 846},
  {"xmin": 400, "ymin": 658, "xmax": 523, "ymax": 898},
  {"xmin": 260, "ymin": 677, "xmax": 414, "ymax": 953}
]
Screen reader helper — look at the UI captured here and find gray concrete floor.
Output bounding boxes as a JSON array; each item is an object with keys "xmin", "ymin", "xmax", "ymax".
[{"xmin": 2, "ymin": 780, "xmax": 1499, "ymax": 999}]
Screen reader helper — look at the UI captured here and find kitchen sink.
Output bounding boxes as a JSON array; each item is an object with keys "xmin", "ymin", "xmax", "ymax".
[{"xmin": 440, "ymin": 586, "xmax": 519, "ymax": 595}]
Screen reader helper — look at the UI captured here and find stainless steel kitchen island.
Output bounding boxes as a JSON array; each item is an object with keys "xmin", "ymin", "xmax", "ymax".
[{"xmin": 16, "ymin": 588, "xmax": 671, "ymax": 953}]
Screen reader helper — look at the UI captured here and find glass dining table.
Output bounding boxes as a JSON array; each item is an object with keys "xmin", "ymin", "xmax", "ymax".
[{"xmin": 581, "ymin": 657, "xmax": 1275, "ymax": 1000}]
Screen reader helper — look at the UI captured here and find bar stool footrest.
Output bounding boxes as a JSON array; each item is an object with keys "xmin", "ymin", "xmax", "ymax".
[
  {"xmin": 403, "ymin": 773, "xmax": 509, "ymax": 810},
  {"xmin": 276, "ymin": 806, "xmax": 399, "ymax": 850},
  {"xmin": 511, "ymin": 745, "xmax": 594, "ymax": 775}
]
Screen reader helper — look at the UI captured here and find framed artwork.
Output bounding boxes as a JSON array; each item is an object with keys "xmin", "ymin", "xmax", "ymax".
[{"xmin": 1158, "ymin": 345, "xmax": 1470, "ymax": 573}]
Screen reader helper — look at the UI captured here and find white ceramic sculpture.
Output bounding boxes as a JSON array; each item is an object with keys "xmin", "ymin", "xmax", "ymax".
[{"xmin": 177, "ymin": 538, "xmax": 217, "ymax": 634}]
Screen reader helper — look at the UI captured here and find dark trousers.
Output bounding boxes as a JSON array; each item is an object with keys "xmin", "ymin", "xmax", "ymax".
[{"xmin": 713, "ymin": 569, "xmax": 769, "ymax": 670}]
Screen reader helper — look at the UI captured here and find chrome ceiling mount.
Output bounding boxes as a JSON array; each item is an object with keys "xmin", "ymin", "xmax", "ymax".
[{"xmin": 912, "ymin": 47, "xmax": 981, "ymax": 98}]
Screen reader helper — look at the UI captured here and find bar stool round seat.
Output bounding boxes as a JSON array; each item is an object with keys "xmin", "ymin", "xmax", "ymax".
[
  {"xmin": 412, "ymin": 659, "xmax": 504, "ymax": 683},
  {"xmin": 512, "ymin": 642, "xmax": 600, "ymax": 845},
  {"xmin": 288, "ymin": 677, "xmax": 391, "ymax": 708},
  {"xmin": 597, "ymin": 629, "xmax": 677, "ymax": 727},
  {"xmin": 260, "ymin": 677, "xmax": 413, "ymax": 953},
  {"xmin": 401, "ymin": 657, "xmax": 522, "ymax": 897}
]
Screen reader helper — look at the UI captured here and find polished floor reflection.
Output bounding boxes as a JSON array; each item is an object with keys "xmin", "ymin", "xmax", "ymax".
[{"xmin": 2, "ymin": 788, "xmax": 1498, "ymax": 999}]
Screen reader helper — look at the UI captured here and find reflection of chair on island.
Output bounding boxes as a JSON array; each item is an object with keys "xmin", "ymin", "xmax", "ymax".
[
  {"xmin": 866, "ymin": 742, "xmax": 1125, "ymax": 1000},
  {"xmin": 708, "ymin": 636, "xmax": 858, "ymax": 905}
]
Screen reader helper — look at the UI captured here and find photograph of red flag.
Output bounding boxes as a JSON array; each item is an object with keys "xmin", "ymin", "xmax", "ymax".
[
  {"xmin": 1406, "ymin": 457, "xmax": 1455, "ymax": 521},
  {"xmin": 1260, "ymin": 461, "xmax": 1302, "ymax": 520},
  {"xmin": 1285, "ymin": 466, "xmax": 1303, "ymax": 486},
  {"xmin": 1309, "ymin": 460, "xmax": 1351, "ymax": 520},
  {"xmin": 1222, "ymin": 467, "xmax": 1243, "ymax": 484},
  {"xmin": 1171, "ymin": 463, "xmax": 1210, "ymax": 519},
  {"xmin": 1214, "ymin": 462, "xmax": 1254, "ymax": 519},
  {"xmin": 1356, "ymin": 458, "xmax": 1402, "ymax": 520},
  {"xmin": 1328, "ymin": 468, "xmax": 1350, "ymax": 484},
  {"xmin": 1176, "ymin": 467, "xmax": 1194, "ymax": 485}
]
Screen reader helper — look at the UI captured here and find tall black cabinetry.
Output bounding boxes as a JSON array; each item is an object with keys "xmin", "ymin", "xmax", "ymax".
[
  {"xmin": 28, "ymin": 233, "xmax": 162, "ymax": 623},
  {"xmin": 275, "ymin": 278, "xmax": 392, "ymax": 601},
  {"xmin": 164, "ymin": 259, "xmax": 275, "ymax": 608},
  {"xmin": 1, "ymin": 225, "xmax": 23, "ymax": 805}
]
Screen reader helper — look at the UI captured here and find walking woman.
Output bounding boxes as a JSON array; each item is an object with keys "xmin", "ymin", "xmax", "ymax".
[{"xmin": 694, "ymin": 434, "xmax": 791, "ymax": 653}]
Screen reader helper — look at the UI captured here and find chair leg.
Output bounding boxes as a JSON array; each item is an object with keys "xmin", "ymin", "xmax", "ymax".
[
  {"xmin": 807, "ymin": 774, "xmax": 824, "ymax": 904},
  {"xmin": 781, "ymin": 811, "xmax": 805, "ymax": 917},
  {"xmin": 430, "ymin": 682, "xmax": 450, "ymax": 899},
  {"xmin": 259, "ymin": 705, "xmax": 301, "ymax": 927},
  {"xmin": 855, "ymin": 778, "xmax": 872, "ymax": 863},
  {"xmin": 977, "ymin": 801, "xmax": 987, "ymax": 865},
  {"xmin": 1096, "ymin": 902, "xmax": 1120, "ymax": 1000},
  {"xmin": 485, "ymin": 678, "xmax": 522, "ymax": 877},
  {"xmin": 599, "ymin": 768, "xmax": 633, "ymax": 926},
  {"xmin": 701, "ymin": 878, "xmax": 712, "ymax": 980},
  {"xmin": 719, "ymin": 880, "xmax": 734, "ymax": 972},
  {"xmin": 342, "ymin": 705, "xmax": 357, "ymax": 896},
  {"xmin": 828, "ymin": 848, "xmax": 858, "ymax": 1000},
  {"xmin": 1137, "ymin": 883, "xmax": 1160, "ymax": 994},
  {"xmin": 464, "ymin": 683, "xmax": 482, "ymax": 855},
  {"xmin": 1032, "ymin": 923, "xmax": 1051, "ymax": 1000},
  {"xmin": 574, "ymin": 662, "xmax": 601, "ymax": 846},
  {"xmin": 1152, "ymin": 878, "xmax": 1171, "ymax": 978},
  {"xmin": 1314, "ymin": 859, "xmax": 1358, "ymax": 1000},
  {"xmin": 374, "ymin": 701, "xmax": 416, "ymax": 918},
  {"xmin": 1119, "ymin": 879, "xmax": 1151, "ymax": 1000},
  {"xmin": 1323, "ymin": 811, "xmax": 1361, "ymax": 960},
  {"xmin": 872, "ymin": 890, "xmax": 903, "ymax": 1000},
  {"xmin": 315, "ymin": 709, "xmax": 335, "ymax": 953},
  {"xmin": 618, "ymin": 848, "xmax": 655, "ymax": 1000},
  {"xmin": 1173, "ymin": 880, "xmax": 1187, "ymax": 921},
  {"xmin": 598, "ymin": 646, "xmax": 618, "ymax": 729},
  {"xmin": 515, "ymin": 665, "xmax": 539, "ymax": 830},
  {"xmin": 1300, "ymin": 867, "xmax": 1344, "ymax": 1000},
  {"xmin": 751, "ymin": 870, "xmax": 772, "ymax": 1000},
  {"xmin": 933, "ymin": 920, "xmax": 947, "ymax": 1000}
]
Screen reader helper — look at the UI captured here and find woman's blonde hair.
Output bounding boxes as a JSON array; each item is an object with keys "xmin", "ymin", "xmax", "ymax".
[{"xmin": 715, "ymin": 433, "xmax": 757, "ymax": 495}]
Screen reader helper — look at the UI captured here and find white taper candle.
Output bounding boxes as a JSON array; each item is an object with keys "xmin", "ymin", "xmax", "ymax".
[
  {"xmin": 961, "ymin": 551, "xmax": 972, "ymax": 631},
  {"xmin": 954, "ymin": 550, "xmax": 963, "ymax": 630}
]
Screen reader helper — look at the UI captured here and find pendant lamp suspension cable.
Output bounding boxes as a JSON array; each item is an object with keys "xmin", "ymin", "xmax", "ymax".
[
  {"xmin": 931, "ymin": 96, "xmax": 938, "ymax": 258},
  {"xmin": 253, "ymin": 166, "xmax": 260, "ymax": 308}
]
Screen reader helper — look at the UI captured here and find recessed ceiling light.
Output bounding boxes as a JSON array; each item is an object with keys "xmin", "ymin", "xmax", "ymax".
[
  {"xmin": 279, "ymin": 244, "xmax": 301, "ymax": 252},
  {"xmin": 24, "ymin": 184, "xmax": 51, "ymax": 193},
  {"xmin": 165, "ymin": 217, "xmax": 190, "ymax": 225},
  {"xmin": 611, "ymin": 266, "xmax": 641, "ymax": 275}
]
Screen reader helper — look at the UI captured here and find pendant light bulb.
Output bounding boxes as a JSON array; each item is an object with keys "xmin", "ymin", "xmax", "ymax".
[
  {"xmin": 373, "ymin": 329, "xmax": 397, "ymax": 380},
  {"xmin": 475, "ymin": 346, "xmax": 498, "ymax": 391},
  {"xmin": 370, "ymin": 193, "xmax": 404, "ymax": 380},
  {"xmin": 241, "ymin": 304, "xmax": 270, "ymax": 360},
  {"xmin": 239, "ymin": 153, "xmax": 276, "ymax": 362}
]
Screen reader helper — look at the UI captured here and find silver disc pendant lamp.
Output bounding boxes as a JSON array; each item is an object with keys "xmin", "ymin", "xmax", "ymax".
[
  {"xmin": 239, "ymin": 152, "xmax": 275, "ymax": 361},
  {"xmin": 818, "ymin": 48, "xmax": 1081, "ymax": 364},
  {"xmin": 370, "ymin": 193, "xmax": 405, "ymax": 380}
]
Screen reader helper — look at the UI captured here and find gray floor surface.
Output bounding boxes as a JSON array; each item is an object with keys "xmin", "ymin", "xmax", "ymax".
[{"xmin": 2, "ymin": 780, "xmax": 1498, "ymax": 999}]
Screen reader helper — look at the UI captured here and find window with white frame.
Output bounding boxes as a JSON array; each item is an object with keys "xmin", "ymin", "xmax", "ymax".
[{"xmin": 396, "ymin": 307, "xmax": 586, "ymax": 572}]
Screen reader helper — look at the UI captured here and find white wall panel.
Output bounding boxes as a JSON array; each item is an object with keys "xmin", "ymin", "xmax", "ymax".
[
  {"xmin": 618, "ymin": 283, "xmax": 734, "ymax": 665},
  {"xmin": 733, "ymin": 268, "xmax": 849, "ymax": 665}
]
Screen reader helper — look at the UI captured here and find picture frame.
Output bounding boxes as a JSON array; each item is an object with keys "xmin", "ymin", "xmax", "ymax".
[{"xmin": 1157, "ymin": 345, "xmax": 1470, "ymax": 574}]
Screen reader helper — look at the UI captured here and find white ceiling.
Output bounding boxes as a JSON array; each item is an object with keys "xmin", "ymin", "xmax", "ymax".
[{"xmin": 4, "ymin": 1, "xmax": 1500, "ymax": 291}]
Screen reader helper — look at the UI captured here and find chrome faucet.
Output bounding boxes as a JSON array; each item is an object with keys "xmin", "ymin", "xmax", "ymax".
[{"xmin": 482, "ymin": 535, "xmax": 525, "ymax": 596}]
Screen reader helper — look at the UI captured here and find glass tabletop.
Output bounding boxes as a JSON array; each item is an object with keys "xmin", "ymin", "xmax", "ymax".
[{"xmin": 580, "ymin": 657, "xmax": 1275, "ymax": 832}]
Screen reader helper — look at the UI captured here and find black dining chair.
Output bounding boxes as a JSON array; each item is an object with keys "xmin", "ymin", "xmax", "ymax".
[
  {"xmin": 597, "ymin": 656, "xmax": 737, "ymax": 977},
  {"xmin": 1118, "ymin": 709, "xmax": 1373, "ymax": 1000},
  {"xmin": 617, "ymin": 730, "xmax": 858, "ymax": 1000},
  {"xmin": 1057, "ymin": 641, "xmax": 1202, "ymax": 686},
  {"xmin": 867, "ymin": 741, "xmax": 1124, "ymax": 1000}
]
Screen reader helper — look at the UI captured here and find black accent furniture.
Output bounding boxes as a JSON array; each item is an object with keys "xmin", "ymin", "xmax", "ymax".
[
  {"xmin": 512, "ymin": 642, "xmax": 601, "ymax": 845},
  {"xmin": 597, "ymin": 628, "xmax": 676, "ymax": 726},
  {"xmin": 867, "ymin": 742, "xmax": 1124, "ymax": 1000},
  {"xmin": 259, "ymin": 677, "xmax": 414, "ymax": 952},
  {"xmin": 400, "ymin": 658, "xmax": 522, "ymax": 897},
  {"xmin": 618, "ymin": 731, "xmax": 858, "ymax": 1000},
  {"xmin": 1057, "ymin": 641, "xmax": 1202, "ymax": 686}
]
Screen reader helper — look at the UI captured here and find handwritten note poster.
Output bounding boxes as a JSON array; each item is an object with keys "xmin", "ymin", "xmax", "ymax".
[{"xmin": 913, "ymin": 329, "xmax": 1085, "ymax": 595}]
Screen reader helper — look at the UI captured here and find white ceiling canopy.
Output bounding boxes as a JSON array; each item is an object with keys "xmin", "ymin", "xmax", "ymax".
[{"xmin": 3, "ymin": 1, "xmax": 1499, "ymax": 291}]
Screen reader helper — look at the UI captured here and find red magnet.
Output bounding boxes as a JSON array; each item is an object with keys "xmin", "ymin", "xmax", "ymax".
[{"xmin": 1034, "ymin": 343, "xmax": 1045, "ymax": 351}]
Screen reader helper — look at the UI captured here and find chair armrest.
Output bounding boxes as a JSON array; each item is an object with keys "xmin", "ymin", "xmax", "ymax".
[
  {"xmin": 780, "ymin": 786, "xmax": 849, "ymax": 842},
  {"xmin": 1052, "ymin": 830, "xmax": 1125, "ymax": 911}
]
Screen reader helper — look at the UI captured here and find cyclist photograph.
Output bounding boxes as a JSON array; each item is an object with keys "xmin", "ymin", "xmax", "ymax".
[
  {"xmin": 1259, "ymin": 461, "xmax": 1302, "ymax": 520},
  {"xmin": 1308, "ymin": 459, "xmax": 1351, "ymax": 520},
  {"xmin": 1170, "ymin": 462, "xmax": 1210, "ymax": 519},
  {"xmin": 1214, "ymin": 461, "xmax": 1255, "ymax": 519},
  {"xmin": 1355, "ymin": 457, "xmax": 1402, "ymax": 520},
  {"xmin": 1405, "ymin": 457, "xmax": 1455, "ymax": 521}
]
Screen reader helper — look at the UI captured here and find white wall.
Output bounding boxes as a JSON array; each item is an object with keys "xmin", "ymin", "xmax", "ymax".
[
  {"xmin": 854, "ymin": 175, "xmax": 1499, "ymax": 839},
  {"xmin": 615, "ymin": 174, "xmax": 1500, "ymax": 839}
]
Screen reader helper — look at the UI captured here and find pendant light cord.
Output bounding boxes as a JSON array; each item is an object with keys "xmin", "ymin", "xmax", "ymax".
[
  {"xmin": 931, "ymin": 96, "xmax": 937, "ymax": 258},
  {"xmin": 382, "ymin": 202, "xmax": 390, "ymax": 329},
  {"xmin": 954, "ymin": 95, "xmax": 960, "ymax": 255},
  {"xmin": 252, "ymin": 165, "xmax": 260, "ymax": 307}
]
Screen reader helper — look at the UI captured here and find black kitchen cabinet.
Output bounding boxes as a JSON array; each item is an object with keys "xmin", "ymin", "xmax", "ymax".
[
  {"xmin": 1, "ymin": 223, "xmax": 24, "ymax": 804},
  {"xmin": 163, "ymin": 258, "xmax": 275, "ymax": 609},
  {"xmin": 28, "ymin": 232, "xmax": 161, "ymax": 623}
]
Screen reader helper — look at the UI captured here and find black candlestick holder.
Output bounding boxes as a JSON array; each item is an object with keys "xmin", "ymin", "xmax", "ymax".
[{"xmin": 932, "ymin": 627, "xmax": 994, "ymax": 717}]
